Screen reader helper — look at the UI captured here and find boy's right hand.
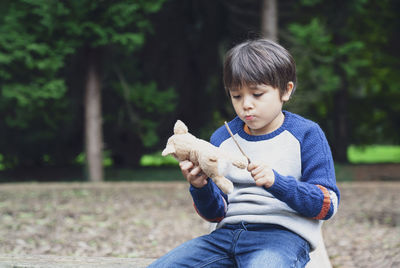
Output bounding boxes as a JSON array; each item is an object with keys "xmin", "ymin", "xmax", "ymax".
[{"xmin": 179, "ymin": 160, "xmax": 208, "ymax": 189}]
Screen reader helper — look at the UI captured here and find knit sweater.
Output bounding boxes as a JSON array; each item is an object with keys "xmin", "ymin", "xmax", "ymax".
[{"xmin": 190, "ymin": 111, "xmax": 340, "ymax": 250}]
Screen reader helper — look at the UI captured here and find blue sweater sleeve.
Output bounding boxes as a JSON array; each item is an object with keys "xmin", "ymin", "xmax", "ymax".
[
  {"xmin": 190, "ymin": 179, "xmax": 228, "ymax": 222},
  {"xmin": 267, "ymin": 123, "xmax": 340, "ymax": 220}
]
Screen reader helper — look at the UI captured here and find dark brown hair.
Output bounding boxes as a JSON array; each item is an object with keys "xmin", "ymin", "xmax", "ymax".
[{"xmin": 223, "ymin": 39, "xmax": 296, "ymax": 98}]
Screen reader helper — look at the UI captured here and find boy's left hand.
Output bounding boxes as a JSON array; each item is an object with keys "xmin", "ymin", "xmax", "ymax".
[{"xmin": 247, "ymin": 161, "xmax": 275, "ymax": 188}]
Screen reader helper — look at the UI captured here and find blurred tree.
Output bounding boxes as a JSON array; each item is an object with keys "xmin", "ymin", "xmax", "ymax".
[
  {"xmin": 283, "ymin": 0, "xmax": 400, "ymax": 162},
  {"xmin": 0, "ymin": 0, "xmax": 167, "ymax": 178},
  {"xmin": 0, "ymin": 0, "xmax": 398, "ymax": 178},
  {"xmin": 60, "ymin": 0, "xmax": 166, "ymax": 181},
  {"xmin": 0, "ymin": 0, "xmax": 75, "ymax": 170},
  {"xmin": 139, "ymin": 0, "xmax": 228, "ymax": 140}
]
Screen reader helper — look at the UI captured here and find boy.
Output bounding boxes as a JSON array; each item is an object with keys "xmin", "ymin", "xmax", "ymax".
[{"xmin": 149, "ymin": 39, "xmax": 340, "ymax": 267}]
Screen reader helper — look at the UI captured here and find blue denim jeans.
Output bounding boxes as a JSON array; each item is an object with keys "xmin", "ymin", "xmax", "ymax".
[{"xmin": 148, "ymin": 222, "xmax": 310, "ymax": 268}]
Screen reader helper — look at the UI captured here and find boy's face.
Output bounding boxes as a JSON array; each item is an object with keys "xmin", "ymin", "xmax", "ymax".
[{"xmin": 229, "ymin": 84, "xmax": 292, "ymax": 136}]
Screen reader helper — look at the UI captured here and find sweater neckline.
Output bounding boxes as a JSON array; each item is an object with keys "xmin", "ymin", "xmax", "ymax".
[{"xmin": 237, "ymin": 110, "xmax": 290, "ymax": 141}]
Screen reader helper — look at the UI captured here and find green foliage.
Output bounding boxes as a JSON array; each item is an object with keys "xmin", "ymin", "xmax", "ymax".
[
  {"xmin": 2, "ymin": 79, "xmax": 67, "ymax": 107},
  {"xmin": 129, "ymin": 82, "xmax": 176, "ymax": 114},
  {"xmin": 110, "ymin": 80, "xmax": 177, "ymax": 149},
  {"xmin": 288, "ymin": 18, "xmax": 340, "ymax": 94},
  {"xmin": 0, "ymin": 1, "xmax": 75, "ymax": 133},
  {"xmin": 300, "ymin": 0, "xmax": 324, "ymax": 6},
  {"xmin": 140, "ymin": 152, "xmax": 179, "ymax": 167},
  {"xmin": 348, "ymin": 145, "xmax": 400, "ymax": 164},
  {"xmin": 66, "ymin": 0, "xmax": 164, "ymax": 50},
  {"xmin": 0, "ymin": 0, "xmax": 167, "ymax": 169},
  {"xmin": 285, "ymin": 18, "xmax": 338, "ymax": 120},
  {"xmin": 285, "ymin": 0, "xmax": 400, "ymax": 152},
  {"xmin": 288, "ymin": 16, "xmax": 374, "ymax": 97},
  {"xmin": 74, "ymin": 151, "xmax": 114, "ymax": 167},
  {"xmin": 0, "ymin": 154, "xmax": 4, "ymax": 171}
]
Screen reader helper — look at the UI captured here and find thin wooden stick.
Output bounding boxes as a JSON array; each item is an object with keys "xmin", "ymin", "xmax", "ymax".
[{"xmin": 224, "ymin": 121, "xmax": 251, "ymax": 164}]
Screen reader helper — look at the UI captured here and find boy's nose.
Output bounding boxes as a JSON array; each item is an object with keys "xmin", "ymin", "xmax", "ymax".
[{"xmin": 242, "ymin": 96, "xmax": 254, "ymax": 110}]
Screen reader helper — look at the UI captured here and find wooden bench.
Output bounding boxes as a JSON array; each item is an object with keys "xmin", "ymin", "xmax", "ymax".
[
  {"xmin": 306, "ymin": 230, "xmax": 332, "ymax": 268},
  {"xmin": 0, "ymin": 255, "xmax": 154, "ymax": 268}
]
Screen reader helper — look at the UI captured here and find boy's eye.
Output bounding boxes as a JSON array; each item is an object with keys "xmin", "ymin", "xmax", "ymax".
[
  {"xmin": 232, "ymin": 95, "xmax": 241, "ymax": 99},
  {"xmin": 253, "ymin": 93, "xmax": 263, "ymax": 97}
]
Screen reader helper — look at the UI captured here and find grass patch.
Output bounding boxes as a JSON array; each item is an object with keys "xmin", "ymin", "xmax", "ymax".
[
  {"xmin": 140, "ymin": 151, "xmax": 178, "ymax": 167},
  {"xmin": 348, "ymin": 145, "xmax": 400, "ymax": 164}
]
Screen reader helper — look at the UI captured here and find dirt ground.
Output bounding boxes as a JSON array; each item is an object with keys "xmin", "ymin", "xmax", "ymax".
[{"xmin": 0, "ymin": 181, "xmax": 399, "ymax": 268}]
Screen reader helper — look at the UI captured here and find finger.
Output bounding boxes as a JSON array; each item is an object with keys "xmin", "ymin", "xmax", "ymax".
[
  {"xmin": 248, "ymin": 159, "xmax": 265, "ymax": 171},
  {"xmin": 188, "ymin": 171, "xmax": 208, "ymax": 187},
  {"xmin": 180, "ymin": 160, "xmax": 193, "ymax": 170},
  {"xmin": 247, "ymin": 162, "xmax": 257, "ymax": 172},
  {"xmin": 191, "ymin": 176, "xmax": 208, "ymax": 188},
  {"xmin": 254, "ymin": 176, "xmax": 268, "ymax": 186},
  {"xmin": 180, "ymin": 162, "xmax": 194, "ymax": 181},
  {"xmin": 190, "ymin": 166, "xmax": 203, "ymax": 176},
  {"xmin": 253, "ymin": 172, "xmax": 265, "ymax": 181},
  {"xmin": 181, "ymin": 164, "xmax": 194, "ymax": 178},
  {"xmin": 179, "ymin": 160, "xmax": 188, "ymax": 167},
  {"xmin": 251, "ymin": 165, "xmax": 266, "ymax": 177}
]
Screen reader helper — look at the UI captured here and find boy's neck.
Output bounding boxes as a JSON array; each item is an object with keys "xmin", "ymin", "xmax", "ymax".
[{"xmin": 243, "ymin": 124, "xmax": 252, "ymax": 135}]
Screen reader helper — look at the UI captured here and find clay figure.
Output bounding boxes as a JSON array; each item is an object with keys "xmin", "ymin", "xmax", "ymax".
[{"xmin": 162, "ymin": 120, "xmax": 248, "ymax": 194}]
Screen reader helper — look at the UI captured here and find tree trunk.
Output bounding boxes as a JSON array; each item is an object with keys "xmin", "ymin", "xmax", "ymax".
[
  {"xmin": 331, "ymin": 55, "xmax": 350, "ymax": 164},
  {"xmin": 84, "ymin": 49, "xmax": 104, "ymax": 182},
  {"xmin": 261, "ymin": 0, "xmax": 278, "ymax": 41},
  {"xmin": 333, "ymin": 87, "xmax": 349, "ymax": 163}
]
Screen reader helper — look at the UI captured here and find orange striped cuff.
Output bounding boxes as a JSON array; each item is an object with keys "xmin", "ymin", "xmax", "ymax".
[{"xmin": 313, "ymin": 185, "xmax": 331, "ymax": 220}]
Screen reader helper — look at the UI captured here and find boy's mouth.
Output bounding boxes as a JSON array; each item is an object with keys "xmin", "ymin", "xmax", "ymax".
[{"xmin": 245, "ymin": 115, "xmax": 254, "ymax": 121}]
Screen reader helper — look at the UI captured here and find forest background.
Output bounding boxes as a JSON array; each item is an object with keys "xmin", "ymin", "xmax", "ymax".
[{"xmin": 0, "ymin": 0, "xmax": 399, "ymax": 182}]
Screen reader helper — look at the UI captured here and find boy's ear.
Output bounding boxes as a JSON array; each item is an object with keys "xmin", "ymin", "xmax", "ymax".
[{"xmin": 282, "ymin": 82, "xmax": 294, "ymax": 102}]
